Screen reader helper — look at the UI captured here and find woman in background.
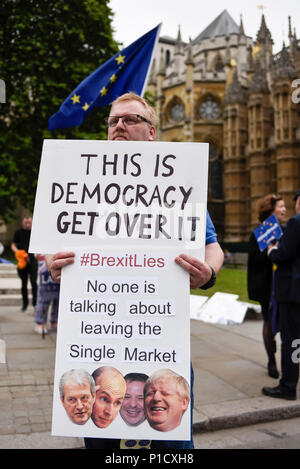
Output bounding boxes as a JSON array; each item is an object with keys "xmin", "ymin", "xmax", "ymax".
[
  {"xmin": 247, "ymin": 194, "xmax": 286, "ymax": 378},
  {"xmin": 34, "ymin": 254, "xmax": 60, "ymax": 334}
]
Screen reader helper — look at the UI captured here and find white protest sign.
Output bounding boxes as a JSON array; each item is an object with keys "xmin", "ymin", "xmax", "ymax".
[
  {"xmin": 52, "ymin": 246, "xmax": 191, "ymax": 440},
  {"xmin": 29, "ymin": 139, "xmax": 208, "ymax": 441},
  {"xmin": 29, "ymin": 140, "xmax": 208, "ymax": 259}
]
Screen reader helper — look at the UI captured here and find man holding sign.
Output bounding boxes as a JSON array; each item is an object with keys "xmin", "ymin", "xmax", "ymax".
[{"xmin": 46, "ymin": 92, "xmax": 224, "ymax": 449}]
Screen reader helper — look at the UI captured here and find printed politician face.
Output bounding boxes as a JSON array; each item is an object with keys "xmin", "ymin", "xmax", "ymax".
[
  {"xmin": 60, "ymin": 380, "xmax": 95, "ymax": 425},
  {"xmin": 91, "ymin": 368, "xmax": 126, "ymax": 428},
  {"xmin": 145, "ymin": 376, "xmax": 189, "ymax": 432},
  {"xmin": 120, "ymin": 380, "xmax": 146, "ymax": 426}
]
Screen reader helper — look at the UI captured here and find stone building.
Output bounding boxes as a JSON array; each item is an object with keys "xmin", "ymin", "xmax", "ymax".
[{"xmin": 147, "ymin": 10, "xmax": 300, "ymax": 243}]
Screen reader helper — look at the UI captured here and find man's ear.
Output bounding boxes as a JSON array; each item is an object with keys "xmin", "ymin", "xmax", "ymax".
[
  {"xmin": 182, "ymin": 397, "xmax": 190, "ymax": 413},
  {"xmin": 149, "ymin": 125, "xmax": 156, "ymax": 141}
]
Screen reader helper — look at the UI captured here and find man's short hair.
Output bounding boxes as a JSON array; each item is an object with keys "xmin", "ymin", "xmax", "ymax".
[
  {"xmin": 111, "ymin": 92, "xmax": 157, "ymax": 126},
  {"xmin": 144, "ymin": 369, "xmax": 190, "ymax": 402},
  {"xmin": 124, "ymin": 372, "xmax": 149, "ymax": 384},
  {"xmin": 59, "ymin": 369, "xmax": 95, "ymax": 399}
]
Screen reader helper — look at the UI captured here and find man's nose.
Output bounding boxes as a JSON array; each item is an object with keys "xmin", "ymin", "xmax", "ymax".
[
  {"xmin": 152, "ymin": 390, "xmax": 162, "ymax": 401},
  {"xmin": 76, "ymin": 399, "xmax": 84, "ymax": 409},
  {"xmin": 115, "ymin": 117, "xmax": 125, "ymax": 129},
  {"xmin": 128, "ymin": 396, "xmax": 138, "ymax": 407},
  {"xmin": 104, "ymin": 403, "xmax": 113, "ymax": 415}
]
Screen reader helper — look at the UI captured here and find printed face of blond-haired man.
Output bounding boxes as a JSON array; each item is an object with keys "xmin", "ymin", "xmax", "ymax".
[{"xmin": 145, "ymin": 376, "xmax": 189, "ymax": 432}]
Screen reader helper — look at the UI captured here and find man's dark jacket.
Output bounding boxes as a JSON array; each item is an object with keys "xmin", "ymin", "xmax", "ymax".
[
  {"xmin": 269, "ymin": 213, "xmax": 300, "ymax": 304},
  {"xmin": 247, "ymin": 231, "xmax": 273, "ymax": 305}
]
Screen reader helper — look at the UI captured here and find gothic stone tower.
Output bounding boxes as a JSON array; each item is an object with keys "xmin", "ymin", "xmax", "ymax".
[{"xmin": 149, "ymin": 11, "xmax": 300, "ymax": 242}]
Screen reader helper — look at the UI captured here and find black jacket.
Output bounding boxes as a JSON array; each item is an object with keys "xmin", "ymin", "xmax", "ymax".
[
  {"xmin": 269, "ymin": 213, "xmax": 300, "ymax": 304},
  {"xmin": 247, "ymin": 230, "xmax": 273, "ymax": 304}
]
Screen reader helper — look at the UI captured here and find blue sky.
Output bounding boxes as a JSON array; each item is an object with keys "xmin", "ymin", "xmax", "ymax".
[{"xmin": 109, "ymin": 0, "xmax": 300, "ymax": 54}]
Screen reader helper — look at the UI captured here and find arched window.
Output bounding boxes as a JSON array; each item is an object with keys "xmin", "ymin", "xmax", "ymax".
[
  {"xmin": 165, "ymin": 49, "xmax": 170, "ymax": 66},
  {"xmin": 208, "ymin": 143, "xmax": 223, "ymax": 200},
  {"xmin": 197, "ymin": 95, "xmax": 220, "ymax": 120},
  {"xmin": 214, "ymin": 54, "xmax": 224, "ymax": 73},
  {"xmin": 166, "ymin": 98, "xmax": 185, "ymax": 123}
]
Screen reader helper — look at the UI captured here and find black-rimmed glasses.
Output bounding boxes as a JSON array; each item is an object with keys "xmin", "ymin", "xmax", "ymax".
[{"xmin": 105, "ymin": 114, "xmax": 152, "ymax": 128}]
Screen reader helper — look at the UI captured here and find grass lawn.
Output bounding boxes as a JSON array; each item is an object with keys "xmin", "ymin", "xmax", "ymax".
[{"xmin": 192, "ymin": 267, "xmax": 258, "ymax": 304}]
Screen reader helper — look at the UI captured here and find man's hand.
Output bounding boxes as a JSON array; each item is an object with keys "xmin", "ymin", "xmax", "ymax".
[
  {"xmin": 175, "ymin": 242, "xmax": 224, "ymax": 289},
  {"xmin": 45, "ymin": 252, "xmax": 75, "ymax": 283},
  {"xmin": 267, "ymin": 241, "xmax": 279, "ymax": 252},
  {"xmin": 175, "ymin": 254, "xmax": 212, "ymax": 289}
]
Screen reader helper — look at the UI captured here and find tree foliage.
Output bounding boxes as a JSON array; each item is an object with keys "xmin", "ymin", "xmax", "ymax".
[{"xmin": 0, "ymin": 0, "xmax": 118, "ymax": 221}]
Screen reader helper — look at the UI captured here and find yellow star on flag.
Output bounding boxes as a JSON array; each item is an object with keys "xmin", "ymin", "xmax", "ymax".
[
  {"xmin": 71, "ymin": 94, "xmax": 80, "ymax": 104},
  {"xmin": 82, "ymin": 102, "xmax": 89, "ymax": 111},
  {"xmin": 115, "ymin": 53, "xmax": 125, "ymax": 65},
  {"xmin": 110, "ymin": 74, "xmax": 117, "ymax": 83},
  {"xmin": 100, "ymin": 86, "xmax": 108, "ymax": 96}
]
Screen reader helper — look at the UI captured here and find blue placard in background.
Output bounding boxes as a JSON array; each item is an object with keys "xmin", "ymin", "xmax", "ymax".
[{"xmin": 254, "ymin": 214, "xmax": 283, "ymax": 251}]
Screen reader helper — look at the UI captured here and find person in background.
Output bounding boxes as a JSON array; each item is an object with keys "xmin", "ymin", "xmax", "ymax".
[
  {"xmin": 247, "ymin": 194, "xmax": 286, "ymax": 379},
  {"xmin": 34, "ymin": 254, "xmax": 60, "ymax": 334},
  {"xmin": 11, "ymin": 215, "xmax": 37, "ymax": 311},
  {"xmin": 262, "ymin": 190, "xmax": 300, "ymax": 400},
  {"xmin": 223, "ymin": 249, "xmax": 232, "ymax": 266}
]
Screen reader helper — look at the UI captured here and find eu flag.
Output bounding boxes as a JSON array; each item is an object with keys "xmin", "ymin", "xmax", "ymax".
[
  {"xmin": 254, "ymin": 214, "xmax": 283, "ymax": 251},
  {"xmin": 48, "ymin": 24, "xmax": 161, "ymax": 130}
]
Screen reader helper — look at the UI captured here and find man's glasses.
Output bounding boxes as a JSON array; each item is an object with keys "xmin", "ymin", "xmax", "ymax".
[{"xmin": 105, "ymin": 114, "xmax": 152, "ymax": 128}]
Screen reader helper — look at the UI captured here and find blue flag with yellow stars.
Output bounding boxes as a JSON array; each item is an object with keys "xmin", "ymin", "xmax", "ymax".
[
  {"xmin": 254, "ymin": 214, "xmax": 283, "ymax": 251},
  {"xmin": 48, "ymin": 24, "xmax": 161, "ymax": 130}
]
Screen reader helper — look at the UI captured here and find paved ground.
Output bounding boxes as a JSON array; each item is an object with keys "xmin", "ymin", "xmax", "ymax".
[
  {"xmin": 1, "ymin": 263, "xmax": 300, "ymax": 449},
  {"xmin": 193, "ymin": 416, "xmax": 300, "ymax": 449}
]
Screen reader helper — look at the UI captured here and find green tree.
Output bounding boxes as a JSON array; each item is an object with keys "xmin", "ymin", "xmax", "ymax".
[{"xmin": 0, "ymin": 0, "xmax": 118, "ymax": 221}]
